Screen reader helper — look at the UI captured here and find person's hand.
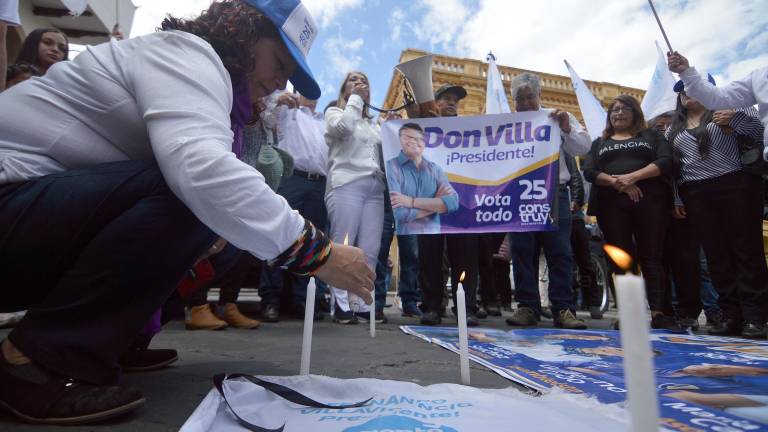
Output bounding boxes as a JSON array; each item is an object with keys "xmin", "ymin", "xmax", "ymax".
[
  {"xmin": 712, "ymin": 110, "xmax": 736, "ymax": 130},
  {"xmin": 314, "ymin": 244, "xmax": 374, "ymax": 304},
  {"xmin": 549, "ymin": 109, "xmax": 571, "ymax": 134},
  {"xmin": 623, "ymin": 184, "xmax": 643, "ymax": 203},
  {"xmin": 380, "ymin": 111, "xmax": 401, "ymax": 122},
  {"xmin": 435, "ymin": 183, "xmax": 452, "ymax": 198},
  {"xmin": 667, "ymin": 51, "xmax": 690, "ymax": 74},
  {"xmin": 390, "ymin": 191, "xmax": 413, "ymax": 208},
  {"xmin": 613, "ymin": 173, "xmax": 638, "ymax": 192},
  {"xmin": 111, "ymin": 24, "xmax": 124, "ymax": 41},
  {"xmin": 351, "ymin": 82, "xmax": 369, "ymax": 100},
  {"xmin": 276, "ymin": 93, "xmax": 299, "ymax": 108},
  {"xmin": 672, "ymin": 205, "xmax": 687, "ymax": 219}
]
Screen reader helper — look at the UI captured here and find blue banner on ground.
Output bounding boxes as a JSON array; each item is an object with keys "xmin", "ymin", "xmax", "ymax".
[
  {"xmin": 401, "ymin": 326, "xmax": 768, "ymax": 431},
  {"xmin": 380, "ymin": 112, "xmax": 561, "ymax": 235}
]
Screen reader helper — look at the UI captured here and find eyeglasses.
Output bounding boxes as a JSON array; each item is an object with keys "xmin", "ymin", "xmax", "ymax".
[{"xmin": 610, "ymin": 106, "xmax": 632, "ymax": 114}]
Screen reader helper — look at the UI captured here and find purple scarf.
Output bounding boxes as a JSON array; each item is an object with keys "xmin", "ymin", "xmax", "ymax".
[{"xmin": 230, "ymin": 80, "xmax": 254, "ymax": 158}]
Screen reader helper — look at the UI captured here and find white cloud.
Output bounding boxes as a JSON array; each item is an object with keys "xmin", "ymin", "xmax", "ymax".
[
  {"xmin": 324, "ymin": 36, "xmax": 365, "ymax": 74},
  {"xmin": 129, "ymin": 0, "xmax": 212, "ymax": 37},
  {"xmin": 407, "ymin": 0, "xmax": 768, "ymax": 90},
  {"xmin": 389, "ymin": 8, "xmax": 405, "ymax": 43},
  {"xmin": 303, "ymin": 0, "xmax": 364, "ymax": 28}
]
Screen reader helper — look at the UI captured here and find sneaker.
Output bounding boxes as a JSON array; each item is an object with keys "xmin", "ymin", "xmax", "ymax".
[
  {"xmin": 741, "ymin": 322, "xmax": 767, "ymax": 339},
  {"xmin": 474, "ymin": 308, "xmax": 488, "ymax": 319},
  {"xmin": 375, "ymin": 310, "xmax": 388, "ymax": 324},
  {"xmin": 484, "ymin": 304, "xmax": 502, "ymax": 317},
  {"xmin": 353, "ymin": 311, "xmax": 370, "ymax": 323},
  {"xmin": 420, "ymin": 310, "xmax": 442, "ymax": 326},
  {"xmin": 402, "ymin": 302, "xmax": 422, "ymax": 317},
  {"xmin": 333, "ymin": 305, "xmax": 357, "ymax": 325},
  {"xmin": 650, "ymin": 314, "xmax": 684, "ymax": 333},
  {"xmin": 705, "ymin": 310, "xmax": 723, "ymax": 327},
  {"xmin": 506, "ymin": 307, "xmax": 538, "ymax": 326},
  {"xmin": 588, "ymin": 306, "xmax": 604, "ymax": 320},
  {"xmin": 554, "ymin": 309, "xmax": 587, "ymax": 330},
  {"xmin": 0, "ymin": 352, "xmax": 145, "ymax": 425},
  {"xmin": 119, "ymin": 348, "xmax": 178, "ymax": 373},
  {"xmin": 678, "ymin": 317, "xmax": 700, "ymax": 331},
  {"xmin": 261, "ymin": 303, "xmax": 280, "ymax": 323},
  {"xmin": 708, "ymin": 317, "xmax": 741, "ymax": 336},
  {"xmin": 541, "ymin": 307, "xmax": 553, "ymax": 319}
]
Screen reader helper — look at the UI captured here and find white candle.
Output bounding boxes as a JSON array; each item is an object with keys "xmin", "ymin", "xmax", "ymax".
[
  {"xmin": 370, "ymin": 296, "xmax": 376, "ymax": 338},
  {"xmin": 456, "ymin": 272, "xmax": 470, "ymax": 385},
  {"xmin": 299, "ymin": 277, "xmax": 317, "ymax": 375},
  {"xmin": 616, "ymin": 273, "xmax": 659, "ymax": 432}
]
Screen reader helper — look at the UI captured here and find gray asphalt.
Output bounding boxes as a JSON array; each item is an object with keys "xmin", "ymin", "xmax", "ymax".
[{"xmin": 0, "ymin": 298, "xmax": 620, "ymax": 431}]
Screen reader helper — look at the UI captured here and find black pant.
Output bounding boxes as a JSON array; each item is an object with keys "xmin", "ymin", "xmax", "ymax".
[
  {"xmin": 663, "ymin": 217, "xmax": 702, "ymax": 318},
  {"xmin": 570, "ymin": 217, "xmax": 600, "ymax": 307},
  {"xmin": 596, "ymin": 186, "xmax": 670, "ymax": 312},
  {"xmin": 418, "ymin": 234, "xmax": 478, "ymax": 313},
  {"xmin": 478, "ymin": 233, "xmax": 505, "ymax": 307},
  {"xmin": 0, "ymin": 161, "xmax": 216, "ymax": 384},
  {"xmin": 187, "ymin": 248, "xmax": 262, "ymax": 307},
  {"xmin": 680, "ymin": 172, "xmax": 768, "ymax": 322}
]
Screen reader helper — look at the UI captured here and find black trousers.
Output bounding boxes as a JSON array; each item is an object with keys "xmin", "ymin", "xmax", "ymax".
[
  {"xmin": 478, "ymin": 233, "xmax": 505, "ymax": 306},
  {"xmin": 663, "ymin": 217, "xmax": 702, "ymax": 318},
  {"xmin": 418, "ymin": 234, "xmax": 478, "ymax": 313},
  {"xmin": 596, "ymin": 186, "xmax": 670, "ymax": 312},
  {"xmin": 570, "ymin": 217, "xmax": 600, "ymax": 307},
  {"xmin": 0, "ymin": 161, "xmax": 216, "ymax": 384},
  {"xmin": 679, "ymin": 172, "xmax": 768, "ymax": 322},
  {"xmin": 187, "ymin": 248, "xmax": 262, "ymax": 307}
]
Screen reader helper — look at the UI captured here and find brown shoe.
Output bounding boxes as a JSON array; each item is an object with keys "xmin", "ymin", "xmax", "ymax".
[
  {"xmin": 185, "ymin": 304, "xmax": 228, "ymax": 330},
  {"xmin": 219, "ymin": 303, "xmax": 260, "ymax": 329}
]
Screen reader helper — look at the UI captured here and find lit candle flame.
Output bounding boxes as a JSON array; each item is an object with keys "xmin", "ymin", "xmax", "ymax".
[
  {"xmin": 343, "ymin": 233, "xmax": 349, "ymax": 245},
  {"xmin": 603, "ymin": 244, "xmax": 632, "ymax": 271},
  {"xmin": 459, "ymin": 271, "xmax": 466, "ymax": 283}
]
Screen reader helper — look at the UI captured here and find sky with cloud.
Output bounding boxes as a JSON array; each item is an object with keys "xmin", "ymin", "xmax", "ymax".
[{"xmin": 125, "ymin": 0, "xmax": 767, "ymax": 111}]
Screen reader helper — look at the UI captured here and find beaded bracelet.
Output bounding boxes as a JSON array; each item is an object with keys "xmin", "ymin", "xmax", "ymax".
[{"xmin": 269, "ymin": 220, "xmax": 333, "ymax": 276}]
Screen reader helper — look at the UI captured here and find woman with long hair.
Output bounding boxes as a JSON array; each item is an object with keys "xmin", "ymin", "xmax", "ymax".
[
  {"xmin": 15, "ymin": 28, "xmax": 68, "ymax": 73},
  {"xmin": 0, "ymin": 0, "xmax": 373, "ymax": 425},
  {"xmin": 582, "ymin": 95, "xmax": 678, "ymax": 330},
  {"xmin": 667, "ymin": 82, "xmax": 767, "ymax": 339},
  {"xmin": 324, "ymin": 71, "xmax": 386, "ymax": 324}
]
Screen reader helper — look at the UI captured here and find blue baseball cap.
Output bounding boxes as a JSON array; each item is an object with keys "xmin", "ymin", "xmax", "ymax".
[
  {"xmin": 244, "ymin": 0, "xmax": 321, "ymax": 99},
  {"xmin": 674, "ymin": 73, "xmax": 716, "ymax": 93}
]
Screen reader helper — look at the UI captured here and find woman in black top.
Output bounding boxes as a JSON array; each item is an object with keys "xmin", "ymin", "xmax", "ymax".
[
  {"xmin": 583, "ymin": 95, "xmax": 678, "ymax": 330},
  {"xmin": 667, "ymin": 85, "xmax": 767, "ymax": 339}
]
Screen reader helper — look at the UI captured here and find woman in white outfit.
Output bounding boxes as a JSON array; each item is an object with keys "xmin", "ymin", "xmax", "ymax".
[{"xmin": 325, "ymin": 71, "xmax": 386, "ymax": 323}]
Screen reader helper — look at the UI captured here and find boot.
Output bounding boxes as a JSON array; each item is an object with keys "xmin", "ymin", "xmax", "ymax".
[
  {"xmin": 185, "ymin": 304, "xmax": 228, "ymax": 330},
  {"xmin": 219, "ymin": 303, "xmax": 260, "ymax": 329}
]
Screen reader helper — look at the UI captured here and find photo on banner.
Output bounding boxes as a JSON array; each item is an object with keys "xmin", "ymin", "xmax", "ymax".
[{"xmin": 381, "ymin": 111, "xmax": 562, "ymax": 235}]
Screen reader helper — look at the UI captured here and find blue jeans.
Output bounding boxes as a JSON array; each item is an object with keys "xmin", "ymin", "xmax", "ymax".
[
  {"xmin": 699, "ymin": 247, "xmax": 720, "ymax": 313},
  {"xmin": 375, "ymin": 207, "xmax": 420, "ymax": 311},
  {"xmin": 510, "ymin": 187, "xmax": 574, "ymax": 315},
  {"xmin": 260, "ymin": 173, "xmax": 328, "ymax": 308}
]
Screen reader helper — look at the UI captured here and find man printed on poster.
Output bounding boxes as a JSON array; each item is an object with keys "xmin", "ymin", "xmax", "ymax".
[{"xmin": 386, "ymin": 123, "xmax": 459, "ymax": 235}]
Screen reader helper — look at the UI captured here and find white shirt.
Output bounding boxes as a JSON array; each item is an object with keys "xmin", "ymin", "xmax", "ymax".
[
  {"xmin": 680, "ymin": 66, "xmax": 768, "ymax": 151},
  {"xmin": 324, "ymin": 94, "xmax": 384, "ymax": 191},
  {"xmin": 0, "ymin": 0, "xmax": 20, "ymax": 26},
  {"xmin": 0, "ymin": 31, "xmax": 303, "ymax": 260},
  {"xmin": 276, "ymin": 105, "xmax": 327, "ymax": 176},
  {"xmin": 552, "ymin": 110, "xmax": 591, "ymax": 184}
]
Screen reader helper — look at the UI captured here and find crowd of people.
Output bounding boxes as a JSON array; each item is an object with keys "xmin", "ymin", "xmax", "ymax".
[{"xmin": 0, "ymin": 0, "xmax": 766, "ymax": 426}]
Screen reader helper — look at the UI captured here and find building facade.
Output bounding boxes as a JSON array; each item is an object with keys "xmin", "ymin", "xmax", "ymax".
[{"xmin": 382, "ymin": 48, "xmax": 646, "ymax": 123}]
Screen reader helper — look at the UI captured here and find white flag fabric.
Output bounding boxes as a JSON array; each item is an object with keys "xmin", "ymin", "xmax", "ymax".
[
  {"xmin": 61, "ymin": 0, "xmax": 88, "ymax": 16},
  {"xmin": 641, "ymin": 41, "xmax": 678, "ymax": 122},
  {"xmin": 564, "ymin": 60, "xmax": 606, "ymax": 141},
  {"xmin": 485, "ymin": 53, "xmax": 511, "ymax": 114},
  {"xmin": 181, "ymin": 375, "xmax": 629, "ymax": 431}
]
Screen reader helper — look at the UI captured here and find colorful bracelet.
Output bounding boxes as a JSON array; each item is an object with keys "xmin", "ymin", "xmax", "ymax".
[{"xmin": 269, "ymin": 220, "xmax": 332, "ymax": 276}]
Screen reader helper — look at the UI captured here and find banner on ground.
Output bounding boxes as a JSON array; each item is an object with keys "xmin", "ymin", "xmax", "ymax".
[
  {"xmin": 401, "ymin": 326, "xmax": 768, "ymax": 431},
  {"xmin": 182, "ymin": 374, "xmax": 629, "ymax": 431},
  {"xmin": 381, "ymin": 112, "xmax": 561, "ymax": 235}
]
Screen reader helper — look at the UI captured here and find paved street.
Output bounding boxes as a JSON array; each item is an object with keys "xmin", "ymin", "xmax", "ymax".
[{"xmin": 0, "ymin": 296, "xmax": 620, "ymax": 431}]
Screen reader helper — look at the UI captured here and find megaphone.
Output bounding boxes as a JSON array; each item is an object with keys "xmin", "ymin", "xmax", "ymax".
[{"xmin": 366, "ymin": 55, "xmax": 438, "ymax": 118}]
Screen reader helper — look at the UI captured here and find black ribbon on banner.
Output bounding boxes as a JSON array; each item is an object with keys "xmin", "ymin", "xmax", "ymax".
[{"xmin": 213, "ymin": 373, "xmax": 374, "ymax": 432}]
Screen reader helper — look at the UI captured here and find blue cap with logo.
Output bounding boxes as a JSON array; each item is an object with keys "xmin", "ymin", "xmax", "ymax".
[
  {"xmin": 244, "ymin": 0, "xmax": 321, "ymax": 99},
  {"xmin": 673, "ymin": 73, "xmax": 716, "ymax": 93}
]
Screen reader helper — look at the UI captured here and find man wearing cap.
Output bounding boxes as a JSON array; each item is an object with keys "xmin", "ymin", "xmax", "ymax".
[
  {"xmin": 668, "ymin": 52, "xmax": 768, "ymax": 160},
  {"xmin": 0, "ymin": 0, "xmax": 374, "ymax": 424},
  {"xmin": 404, "ymin": 84, "xmax": 483, "ymax": 327},
  {"xmin": 504, "ymin": 72, "xmax": 590, "ymax": 330}
]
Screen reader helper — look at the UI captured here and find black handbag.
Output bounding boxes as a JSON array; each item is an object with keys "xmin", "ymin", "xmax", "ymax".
[{"xmin": 737, "ymin": 134, "xmax": 768, "ymax": 176}]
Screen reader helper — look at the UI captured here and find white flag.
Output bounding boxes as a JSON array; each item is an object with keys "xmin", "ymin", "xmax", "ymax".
[
  {"xmin": 564, "ymin": 59, "xmax": 606, "ymax": 141},
  {"xmin": 641, "ymin": 41, "xmax": 678, "ymax": 121},
  {"xmin": 61, "ymin": 0, "xmax": 88, "ymax": 16},
  {"xmin": 485, "ymin": 52, "xmax": 511, "ymax": 114}
]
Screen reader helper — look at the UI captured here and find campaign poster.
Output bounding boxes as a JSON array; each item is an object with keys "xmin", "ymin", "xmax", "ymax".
[
  {"xmin": 402, "ymin": 326, "xmax": 768, "ymax": 431},
  {"xmin": 380, "ymin": 111, "xmax": 562, "ymax": 235}
]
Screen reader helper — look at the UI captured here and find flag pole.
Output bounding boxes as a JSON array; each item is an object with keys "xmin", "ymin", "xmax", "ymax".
[{"xmin": 647, "ymin": 0, "xmax": 673, "ymax": 52}]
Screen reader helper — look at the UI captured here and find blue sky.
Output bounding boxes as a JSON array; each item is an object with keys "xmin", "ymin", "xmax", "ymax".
[{"xmin": 127, "ymin": 0, "xmax": 768, "ymax": 111}]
